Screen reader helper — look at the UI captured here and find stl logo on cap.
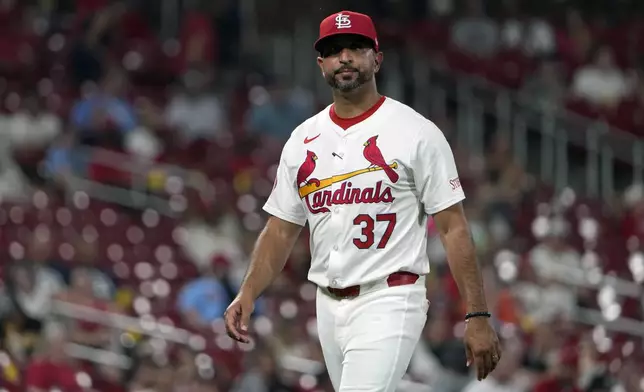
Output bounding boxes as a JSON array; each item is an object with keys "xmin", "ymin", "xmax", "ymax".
[{"xmin": 335, "ymin": 13, "xmax": 351, "ymax": 29}]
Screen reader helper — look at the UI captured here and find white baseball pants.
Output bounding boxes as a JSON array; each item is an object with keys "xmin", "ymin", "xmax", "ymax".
[{"xmin": 316, "ymin": 278, "xmax": 429, "ymax": 392}]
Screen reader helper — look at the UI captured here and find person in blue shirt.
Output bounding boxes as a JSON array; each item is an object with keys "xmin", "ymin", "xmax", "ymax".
[
  {"xmin": 246, "ymin": 79, "xmax": 314, "ymax": 141},
  {"xmin": 177, "ymin": 258, "xmax": 264, "ymax": 328},
  {"xmin": 177, "ymin": 273, "xmax": 230, "ymax": 326},
  {"xmin": 43, "ymin": 67, "xmax": 137, "ymax": 183},
  {"xmin": 70, "ymin": 67, "xmax": 137, "ymax": 144}
]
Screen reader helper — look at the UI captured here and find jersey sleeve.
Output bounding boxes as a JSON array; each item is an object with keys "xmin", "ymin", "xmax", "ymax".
[
  {"xmin": 263, "ymin": 146, "xmax": 307, "ymax": 226},
  {"xmin": 412, "ymin": 121, "xmax": 466, "ymax": 215}
]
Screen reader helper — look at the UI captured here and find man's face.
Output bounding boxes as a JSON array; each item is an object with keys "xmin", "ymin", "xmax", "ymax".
[{"xmin": 317, "ymin": 35, "xmax": 382, "ymax": 93}]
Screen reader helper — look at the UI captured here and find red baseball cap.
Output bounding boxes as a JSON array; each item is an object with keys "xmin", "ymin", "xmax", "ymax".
[{"xmin": 314, "ymin": 11, "xmax": 379, "ymax": 52}]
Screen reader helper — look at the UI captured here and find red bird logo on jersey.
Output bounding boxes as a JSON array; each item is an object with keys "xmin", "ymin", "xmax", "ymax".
[
  {"xmin": 296, "ymin": 145, "xmax": 398, "ymax": 215},
  {"xmin": 296, "ymin": 150, "xmax": 321, "ymax": 187},
  {"xmin": 363, "ymin": 135, "xmax": 399, "ymax": 183}
]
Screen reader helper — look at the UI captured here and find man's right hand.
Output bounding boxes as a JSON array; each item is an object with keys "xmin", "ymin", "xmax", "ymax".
[{"xmin": 224, "ymin": 295, "xmax": 255, "ymax": 343}]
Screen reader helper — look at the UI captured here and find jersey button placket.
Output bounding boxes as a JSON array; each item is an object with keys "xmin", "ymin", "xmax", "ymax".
[
  {"xmin": 328, "ymin": 139, "xmax": 345, "ymax": 285},
  {"xmin": 336, "ymin": 138, "xmax": 347, "ymax": 170}
]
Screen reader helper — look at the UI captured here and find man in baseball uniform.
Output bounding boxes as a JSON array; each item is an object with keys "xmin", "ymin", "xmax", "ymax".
[{"xmin": 225, "ymin": 10, "xmax": 501, "ymax": 391}]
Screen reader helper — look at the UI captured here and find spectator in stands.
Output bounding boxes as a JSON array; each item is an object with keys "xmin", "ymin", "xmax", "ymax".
[
  {"xmin": 0, "ymin": 94, "xmax": 61, "ymax": 197},
  {"xmin": 139, "ymin": 65, "xmax": 227, "ymax": 146},
  {"xmin": 53, "ymin": 265, "xmax": 126, "ymax": 387},
  {"xmin": 518, "ymin": 217, "xmax": 579, "ymax": 325},
  {"xmin": 524, "ymin": 19, "xmax": 557, "ymax": 57},
  {"xmin": 1, "ymin": 235, "xmax": 65, "ymax": 361},
  {"xmin": 168, "ymin": 66, "xmax": 225, "ymax": 144},
  {"xmin": 177, "ymin": 2, "xmax": 217, "ymax": 74},
  {"xmin": 2, "ymin": 264, "xmax": 59, "ymax": 363},
  {"xmin": 8, "ymin": 95, "xmax": 62, "ymax": 155},
  {"xmin": 529, "ymin": 217, "xmax": 581, "ymax": 276},
  {"xmin": 176, "ymin": 260, "xmax": 231, "ymax": 329},
  {"xmin": 177, "ymin": 201, "xmax": 245, "ymax": 274},
  {"xmin": 6, "ymin": 96, "xmax": 61, "ymax": 188},
  {"xmin": 24, "ymin": 323, "xmax": 83, "ymax": 392},
  {"xmin": 53, "ymin": 266, "xmax": 118, "ymax": 349},
  {"xmin": 521, "ymin": 58, "xmax": 566, "ymax": 110},
  {"xmin": 571, "ymin": 46, "xmax": 629, "ymax": 109},
  {"xmin": 246, "ymin": 79, "xmax": 314, "ymax": 141},
  {"xmin": 72, "ymin": 239, "xmax": 115, "ymax": 300},
  {"xmin": 450, "ymin": 0, "xmax": 498, "ymax": 57},
  {"xmin": 70, "ymin": 67, "xmax": 137, "ymax": 145},
  {"xmin": 499, "ymin": 2, "xmax": 555, "ymax": 57}
]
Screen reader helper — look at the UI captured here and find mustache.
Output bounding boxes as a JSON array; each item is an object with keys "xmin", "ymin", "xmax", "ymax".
[{"xmin": 334, "ymin": 67, "xmax": 359, "ymax": 75}]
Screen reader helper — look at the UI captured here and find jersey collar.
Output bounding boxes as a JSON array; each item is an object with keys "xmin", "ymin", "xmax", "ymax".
[{"xmin": 329, "ymin": 96, "xmax": 387, "ymax": 131}]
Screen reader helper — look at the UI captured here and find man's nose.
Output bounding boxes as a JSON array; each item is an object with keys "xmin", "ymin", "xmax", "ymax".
[{"xmin": 338, "ymin": 48, "xmax": 354, "ymax": 63}]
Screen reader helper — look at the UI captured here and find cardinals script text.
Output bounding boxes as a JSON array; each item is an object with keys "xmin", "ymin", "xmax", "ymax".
[
  {"xmin": 304, "ymin": 181, "xmax": 394, "ymax": 214},
  {"xmin": 297, "ymin": 135, "xmax": 399, "ymax": 215}
]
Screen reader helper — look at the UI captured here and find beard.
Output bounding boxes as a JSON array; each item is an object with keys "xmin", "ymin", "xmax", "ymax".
[{"xmin": 325, "ymin": 66, "xmax": 373, "ymax": 92}]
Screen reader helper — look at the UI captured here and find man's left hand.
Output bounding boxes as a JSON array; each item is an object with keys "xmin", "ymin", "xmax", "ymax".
[{"xmin": 463, "ymin": 317, "xmax": 502, "ymax": 381}]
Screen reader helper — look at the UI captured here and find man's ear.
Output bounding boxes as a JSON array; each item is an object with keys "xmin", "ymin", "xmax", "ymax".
[
  {"xmin": 317, "ymin": 56, "xmax": 325, "ymax": 76},
  {"xmin": 374, "ymin": 51, "xmax": 384, "ymax": 73}
]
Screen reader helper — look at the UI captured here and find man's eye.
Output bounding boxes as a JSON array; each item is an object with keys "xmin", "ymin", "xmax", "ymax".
[{"xmin": 324, "ymin": 45, "xmax": 342, "ymax": 57}]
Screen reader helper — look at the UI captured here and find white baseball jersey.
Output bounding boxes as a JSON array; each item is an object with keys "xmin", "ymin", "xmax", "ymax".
[{"xmin": 263, "ymin": 97, "xmax": 465, "ymax": 288}]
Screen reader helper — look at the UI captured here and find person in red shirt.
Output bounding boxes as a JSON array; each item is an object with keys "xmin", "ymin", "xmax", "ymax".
[
  {"xmin": 54, "ymin": 267, "xmax": 118, "ymax": 349},
  {"xmin": 177, "ymin": 6, "xmax": 217, "ymax": 74},
  {"xmin": 24, "ymin": 326, "xmax": 83, "ymax": 392}
]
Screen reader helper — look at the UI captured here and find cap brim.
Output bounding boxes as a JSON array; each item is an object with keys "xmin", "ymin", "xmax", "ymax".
[{"xmin": 314, "ymin": 33, "xmax": 377, "ymax": 52}]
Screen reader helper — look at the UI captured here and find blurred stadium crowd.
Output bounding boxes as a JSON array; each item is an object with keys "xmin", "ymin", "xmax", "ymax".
[{"xmin": 0, "ymin": 0, "xmax": 644, "ymax": 391}]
